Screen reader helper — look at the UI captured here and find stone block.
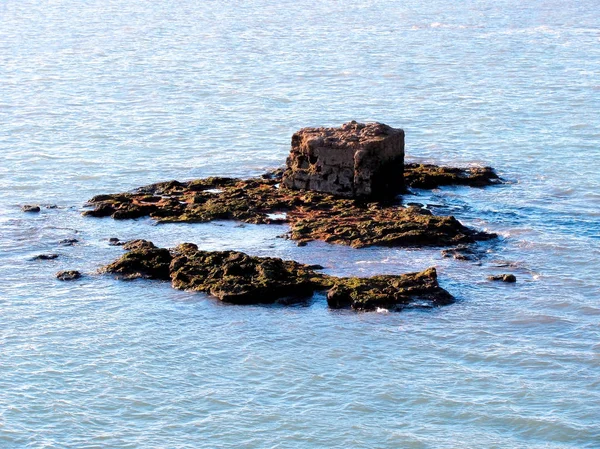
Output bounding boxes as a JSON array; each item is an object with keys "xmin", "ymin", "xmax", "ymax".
[{"xmin": 282, "ymin": 121, "xmax": 405, "ymax": 198}]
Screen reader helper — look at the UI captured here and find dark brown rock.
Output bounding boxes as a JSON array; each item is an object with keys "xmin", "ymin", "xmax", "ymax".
[
  {"xmin": 33, "ymin": 254, "xmax": 60, "ymax": 260},
  {"xmin": 56, "ymin": 270, "xmax": 82, "ymax": 281},
  {"xmin": 101, "ymin": 242, "xmax": 454, "ymax": 311},
  {"xmin": 101, "ymin": 242, "xmax": 172, "ymax": 280},
  {"xmin": 488, "ymin": 274, "xmax": 517, "ymax": 283},
  {"xmin": 282, "ymin": 121, "xmax": 405, "ymax": 198},
  {"xmin": 59, "ymin": 238, "xmax": 79, "ymax": 246}
]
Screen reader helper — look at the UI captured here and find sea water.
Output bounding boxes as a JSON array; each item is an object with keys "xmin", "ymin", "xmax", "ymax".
[{"xmin": 1, "ymin": 0, "xmax": 599, "ymax": 447}]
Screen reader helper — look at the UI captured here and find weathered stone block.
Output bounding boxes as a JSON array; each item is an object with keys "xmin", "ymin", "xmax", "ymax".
[{"xmin": 282, "ymin": 121, "xmax": 405, "ymax": 198}]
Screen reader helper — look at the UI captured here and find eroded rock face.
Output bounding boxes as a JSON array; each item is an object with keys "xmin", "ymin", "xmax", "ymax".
[
  {"xmin": 101, "ymin": 241, "xmax": 454, "ymax": 311},
  {"xmin": 282, "ymin": 121, "xmax": 405, "ymax": 198}
]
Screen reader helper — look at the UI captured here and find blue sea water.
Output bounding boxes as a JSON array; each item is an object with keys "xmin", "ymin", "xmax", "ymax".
[{"xmin": 1, "ymin": 0, "xmax": 599, "ymax": 447}]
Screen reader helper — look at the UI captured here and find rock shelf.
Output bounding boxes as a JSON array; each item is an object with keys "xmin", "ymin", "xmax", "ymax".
[
  {"xmin": 101, "ymin": 240, "xmax": 454, "ymax": 311},
  {"xmin": 83, "ymin": 165, "xmax": 497, "ymax": 248}
]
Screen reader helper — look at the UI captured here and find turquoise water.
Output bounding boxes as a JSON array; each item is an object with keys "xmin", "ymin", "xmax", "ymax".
[{"xmin": 1, "ymin": 0, "xmax": 599, "ymax": 447}]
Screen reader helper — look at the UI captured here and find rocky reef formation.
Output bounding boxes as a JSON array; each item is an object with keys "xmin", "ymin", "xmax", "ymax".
[
  {"xmin": 83, "ymin": 166, "xmax": 497, "ymax": 248},
  {"xmin": 282, "ymin": 121, "xmax": 405, "ymax": 198},
  {"xmin": 101, "ymin": 240, "xmax": 454, "ymax": 311}
]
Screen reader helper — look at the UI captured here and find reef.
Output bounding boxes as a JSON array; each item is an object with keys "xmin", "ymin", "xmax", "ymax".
[
  {"xmin": 101, "ymin": 240, "xmax": 454, "ymax": 311},
  {"xmin": 83, "ymin": 164, "xmax": 498, "ymax": 248}
]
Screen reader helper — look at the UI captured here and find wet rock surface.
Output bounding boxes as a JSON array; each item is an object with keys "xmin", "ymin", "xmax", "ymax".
[
  {"xmin": 488, "ymin": 274, "xmax": 517, "ymax": 283},
  {"xmin": 59, "ymin": 238, "xmax": 79, "ymax": 246},
  {"xmin": 21, "ymin": 204, "xmax": 41, "ymax": 213},
  {"xmin": 404, "ymin": 163, "xmax": 500, "ymax": 189},
  {"xmin": 282, "ymin": 121, "xmax": 405, "ymax": 198},
  {"xmin": 84, "ymin": 166, "xmax": 497, "ymax": 248},
  {"xmin": 33, "ymin": 254, "xmax": 60, "ymax": 260},
  {"xmin": 326, "ymin": 267, "xmax": 454, "ymax": 310},
  {"xmin": 101, "ymin": 241, "xmax": 454, "ymax": 311},
  {"xmin": 56, "ymin": 270, "xmax": 82, "ymax": 281}
]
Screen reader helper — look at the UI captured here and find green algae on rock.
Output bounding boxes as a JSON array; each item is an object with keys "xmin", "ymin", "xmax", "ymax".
[
  {"xmin": 84, "ymin": 166, "xmax": 496, "ymax": 248},
  {"xmin": 101, "ymin": 241, "xmax": 455, "ymax": 311},
  {"xmin": 404, "ymin": 163, "xmax": 500, "ymax": 189}
]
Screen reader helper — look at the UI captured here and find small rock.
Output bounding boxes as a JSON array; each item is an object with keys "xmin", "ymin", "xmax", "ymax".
[
  {"xmin": 56, "ymin": 270, "xmax": 82, "ymax": 281},
  {"xmin": 488, "ymin": 274, "xmax": 516, "ymax": 283},
  {"xmin": 108, "ymin": 238, "xmax": 123, "ymax": 246},
  {"xmin": 59, "ymin": 238, "xmax": 79, "ymax": 246},
  {"xmin": 21, "ymin": 204, "xmax": 41, "ymax": 213},
  {"xmin": 122, "ymin": 239, "xmax": 156, "ymax": 251},
  {"xmin": 33, "ymin": 254, "xmax": 59, "ymax": 260}
]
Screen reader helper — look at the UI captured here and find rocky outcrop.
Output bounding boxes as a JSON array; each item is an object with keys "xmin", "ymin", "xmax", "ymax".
[
  {"xmin": 84, "ymin": 171, "xmax": 494, "ymax": 248},
  {"xmin": 282, "ymin": 121, "xmax": 405, "ymax": 198},
  {"xmin": 101, "ymin": 241, "xmax": 454, "ymax": 311}
]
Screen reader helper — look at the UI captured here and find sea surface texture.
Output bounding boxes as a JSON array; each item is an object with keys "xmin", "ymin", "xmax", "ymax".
[{"xmin": 1, "ymin": 0, "xmax": 599, "ymax": 448}]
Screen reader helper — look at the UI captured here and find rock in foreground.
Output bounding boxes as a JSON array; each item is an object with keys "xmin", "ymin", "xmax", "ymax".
[
  {"xmin": 101, "ymin": 241, "xmax": 454, "ymax": 311},
  {"xmin": 282, "ymin": 121, "xmax": 405, "ymax": 198}
]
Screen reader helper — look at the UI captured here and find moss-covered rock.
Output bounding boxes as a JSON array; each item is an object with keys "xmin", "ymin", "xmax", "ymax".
[
  {"xmin": 100, "ymin": 240, "xmax": 172, "ymax": 280},
  {"xmin": 101, "ymin": 242, "xmax": 454, "ymax": 311},
  {"xmin": 84, "ymin": 165, "xmax": 497, "ymax": 248},
  {"xmin": 327, "ymin": 267, "xmax": 454, "ymax": 311},
  {"xmin": 404, "ymin": 163, "xmax": 500, "ymax": 189}
]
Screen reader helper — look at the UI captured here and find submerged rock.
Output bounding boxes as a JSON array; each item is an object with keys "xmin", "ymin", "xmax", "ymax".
[
  {"xmin": 84, "ymin": 170, "xmax": 495, "ymax": 248},
  {"xmin": 282, "ymin": 121, "xmax": 405, "ymax": 198},
  {"xmin": 21, "ymin": 204, "xmax": 41, "ymax": 213},
  {"xmin": 59, "ymin": 238, "xmax": 79, "ymax": 246},
  {"xmin": 33, "ymin": 254, "xmax": 60, "ymax": 260},
  {"xmin": 488, "ymin": 274, "xmax": 517, "ymax": 283},
  {"xmin": 56, "ymin": 270, "xmax": 82, "ymax": 281},
  {"xmin": 101, "ymin": 242, "xmax": 454, "ymax": 311}
]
